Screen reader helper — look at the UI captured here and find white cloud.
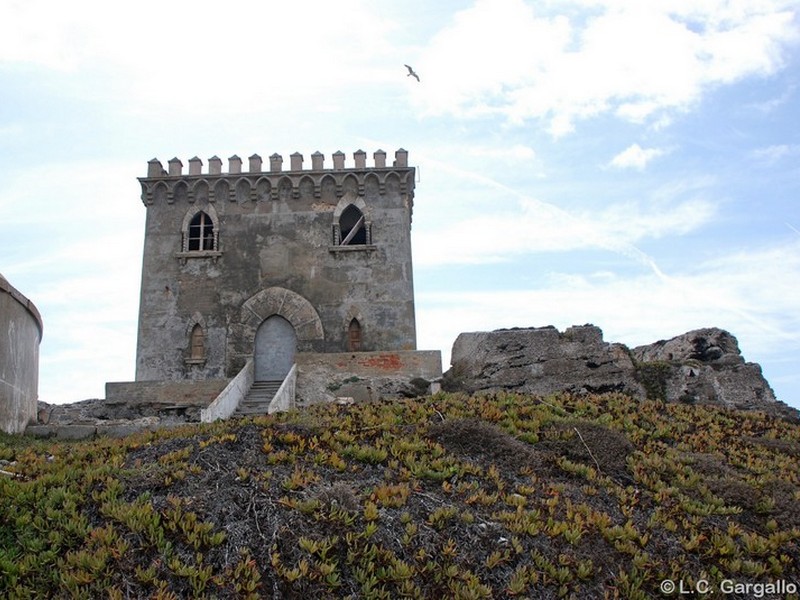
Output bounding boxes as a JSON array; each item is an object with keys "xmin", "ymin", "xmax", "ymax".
[
  {"xmin": 6, "ymin": 1, "xmax": 795, "ymax": 127},
  {"xmin": 0, "ymin": 2, "xmax": 79, "ymax": 70},
  {"xmin": 609, "ymin": 143, "xmax": 667, "ymax": 170},
  {"xmin": 0, "ymin": 0, "xmax": 398, "ymax": 113},
  {"xmin": 412, "ymin": 0, "xmax": 571, "ymax": 118},
  {"xmin": 412, "ymin": 0, "xmax": 799, "ymax": 133}
]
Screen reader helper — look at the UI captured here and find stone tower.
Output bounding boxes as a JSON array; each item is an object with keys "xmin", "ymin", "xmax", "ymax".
[{"xmin": 134, "ymin": 149, "xmax": 424, "ymax": 391}]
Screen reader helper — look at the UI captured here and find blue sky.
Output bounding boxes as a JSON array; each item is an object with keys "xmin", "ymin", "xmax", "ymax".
[{"xmin": 2, "ymin": 0, "xmax": 799, "ymax": 409}]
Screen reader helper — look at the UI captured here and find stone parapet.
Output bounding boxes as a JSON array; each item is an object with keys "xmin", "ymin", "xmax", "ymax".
[{"xmin": 139, "ymin": 149, "xmax": 415, "ymax": 206}]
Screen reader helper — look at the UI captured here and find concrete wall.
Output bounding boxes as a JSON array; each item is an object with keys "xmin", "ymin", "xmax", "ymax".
[
  {"xmin": 296, "ymin": 350, "xmax": 441, "ymax": 407},
  {"xmin": 0, "ymin": 275, "xmax": 43, "ymax": 433},
  {"xmin": 135, "ymin": 150, "xmax": 417, "ymax": 382}
]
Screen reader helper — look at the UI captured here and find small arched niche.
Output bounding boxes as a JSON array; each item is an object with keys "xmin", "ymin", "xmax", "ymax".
[
  {"xmin": 190, "ymin": 324, "xmax": 205, "ymax": 360},
  {"xmin": 347, "ymin": 318, "xmax": 362, "ymax": 351},
  {"xmin": 185, "ymin": 321, "xmax": 207, "ymax": 366}
]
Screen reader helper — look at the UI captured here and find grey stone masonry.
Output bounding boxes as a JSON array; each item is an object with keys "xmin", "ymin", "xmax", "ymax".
[
  {"xmin": 135, "ymin": 149, "xmax": 418, "ymax": 382},
  {"xmin": 445, "ymin": 325, "xmax": 796, "ymax": 421}
]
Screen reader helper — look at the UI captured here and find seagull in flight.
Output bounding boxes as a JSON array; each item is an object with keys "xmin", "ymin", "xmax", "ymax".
[{"xmin": 404, "ymin": 64, "xmax": 420, "ymax": 82}]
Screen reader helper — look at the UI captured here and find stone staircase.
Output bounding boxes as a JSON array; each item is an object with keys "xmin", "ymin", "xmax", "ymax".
[{"xmin": 235, "ymin": 380, "xmax": 283, "ymax": 416}]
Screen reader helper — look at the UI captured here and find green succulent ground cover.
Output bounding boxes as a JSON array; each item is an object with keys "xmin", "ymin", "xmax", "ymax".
[{"xmin": 1, "ymin": 392, "xmax": 799, "ymax": 599}]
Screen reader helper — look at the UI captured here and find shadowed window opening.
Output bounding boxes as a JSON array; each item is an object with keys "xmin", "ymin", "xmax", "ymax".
[
  {"xmin": 188, "ymin": 211, "xmax": 215, "ymax": 251},
  {"xmin": 348, "ymin": 318, "xmax": 362, "ymax": 351},
  {"xmin": 340, "ymin": 205, "xmax": 367, "ymax": 245}
]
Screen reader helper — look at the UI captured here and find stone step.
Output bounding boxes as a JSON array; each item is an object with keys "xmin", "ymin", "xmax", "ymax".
[
  {"xmin": 235, "ymin": 380, "xmax": 283, "ymax": 416},
  {"xmin": 244, "ymin": 383, "xmax": 282, "ymax": 399},
  {"xmin": 236, "ymin": 405, "xmax": 273, "ymax": 416}
]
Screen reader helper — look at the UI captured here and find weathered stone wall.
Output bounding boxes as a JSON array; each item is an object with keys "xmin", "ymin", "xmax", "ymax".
[
  {"xmin": 447, "ymin": 325, "xmax": 644, "ymax": 398},
  {"xmin": 296, "ymin": 350, "xmax": 442, "ymax": 407},
  {"xmin": 445, "ymin": 325, "xmax": 796, "ymax": 420},
  {"xmin": 0, "ymin": 274, "xmax": 43, "ymax": 433},
  {"xmin": 105, "ymin": 379, "xmax": 229, "ymax": 421},
  {"xmin": 135, "ymin": 150, "xmax": 417, "ymax": 382}
]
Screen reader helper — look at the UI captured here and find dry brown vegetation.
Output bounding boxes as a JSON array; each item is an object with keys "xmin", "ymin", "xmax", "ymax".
[{"xmin": 1, "ymin": 391, "xmax": 799, "ymax": 599}]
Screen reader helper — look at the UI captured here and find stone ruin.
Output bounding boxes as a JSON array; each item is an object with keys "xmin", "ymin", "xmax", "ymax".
[{"xmin": 444, "ymin": 324, "xmax": 797, "ymax": 421}]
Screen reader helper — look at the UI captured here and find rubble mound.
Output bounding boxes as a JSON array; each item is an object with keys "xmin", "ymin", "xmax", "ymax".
[{"xmin": 444, "ymin": 325, "xmax": 796, "ymax": 420}]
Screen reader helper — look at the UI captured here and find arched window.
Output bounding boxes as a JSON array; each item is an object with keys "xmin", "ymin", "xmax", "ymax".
[
  {"xmin": 178, "ymin": 207, "xmax": 221, "ymax": 263},
  {"xmin": 339, "ymin": 205, "xmax": 368, "ymax": 246},
  {"xmin": 347, "ymin": 318, "xmax": 362, "ymax": 351},
  {"xmin": 189, "ymin": 324, "xmax": 205, "ymax": 360},
  {"xmin": 188, "ymin": 211, "xmax": 215, "ymax": 251}
]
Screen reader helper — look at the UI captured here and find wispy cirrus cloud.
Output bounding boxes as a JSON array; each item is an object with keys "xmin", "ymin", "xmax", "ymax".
[
  {"xmin": 466, "ymin": 144, "xmax": 537, "ymax": 161},
  {"xmin": 750, "ymin": 144, "xmax": 800, "ymax": 165},
  {"xmin": 411, "ymin": 145, "xmax": 717, "ymax": 278},
  {"xmin": 413, "ymin": 186, "xmax": 716, "ymax": 267}
]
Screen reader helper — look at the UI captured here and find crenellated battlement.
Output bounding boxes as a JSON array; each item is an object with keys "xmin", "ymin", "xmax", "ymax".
[
  {"xmin": 139, "ymin": 149, "xmax": 414, "ymax": 206},
  {"xmin": 145, "ymin": 148, "xmax": 408, "ymax": 177}
]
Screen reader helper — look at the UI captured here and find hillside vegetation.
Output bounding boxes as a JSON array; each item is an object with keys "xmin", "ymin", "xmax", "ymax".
[{"xmin": 1, "ymin": 392, "xmax": 799, "ymax": 599}]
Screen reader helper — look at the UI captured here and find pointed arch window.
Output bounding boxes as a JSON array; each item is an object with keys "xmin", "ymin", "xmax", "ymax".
[
  {"xmin": 188, "ymin": 211, "xmax": 216, "ymax": 251},
  {"xmin": 190, "ymin": 324, "xmax": 205, "ymax": 359},
  {"xmin": 186, "ymin": 323, "xmax": 206, "ymax": 365},
  {"xmin": 329, "ymin": 199, "xmax": 375, "ymax": 253},
  {"xmin": 338, "ymin": 205, "xmax": 370, "ymax": 246},
  {"xmin": 178, "ymin": 208, "xmax": 222, "ymax": 262},
  {"xmin": 347, "ymin": 318, "xmax": 362, "ymax": 351}
]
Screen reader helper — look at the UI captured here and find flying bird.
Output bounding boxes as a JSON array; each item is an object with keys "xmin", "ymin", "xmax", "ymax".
[{"xmin": 404, "ymin": 64, "xmax": 420, "ymax": 82}]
